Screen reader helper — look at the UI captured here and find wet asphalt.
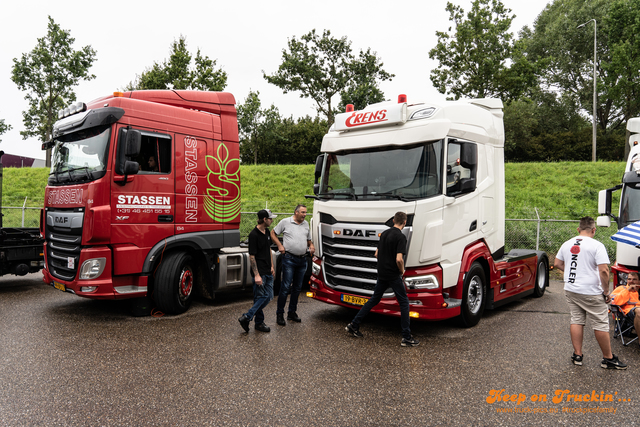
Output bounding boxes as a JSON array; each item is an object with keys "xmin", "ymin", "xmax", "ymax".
[{"xmin": 1, "ymin": 274, "xmax": 640, "ymax": 426}]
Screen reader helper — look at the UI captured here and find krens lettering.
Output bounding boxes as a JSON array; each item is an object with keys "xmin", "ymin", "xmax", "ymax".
[{"xmin": 345, "ymin": 109, "xmax": 387, "ymax": 128}]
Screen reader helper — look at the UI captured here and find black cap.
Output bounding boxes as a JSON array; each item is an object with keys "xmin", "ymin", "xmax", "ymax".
[{"xmin": 257, "ymin": 209, "xmax": 277, "ymax": 220}]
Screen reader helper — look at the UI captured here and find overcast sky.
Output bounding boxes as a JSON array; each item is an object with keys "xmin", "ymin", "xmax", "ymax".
[{"xmin": 1, "ymin": 0, "xmax": 551, "ymax": 161}]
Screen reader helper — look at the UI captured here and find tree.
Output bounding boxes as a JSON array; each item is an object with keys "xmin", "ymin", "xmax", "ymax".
[
  {"xmin": 237, "ymin": 91, "xmax": 280, "ymax": 165},
  {"xmin": 264, "ymin": 29, "xmax": 393, "ymax": 126},
  {"xmin": 11, "ymin": 16, "xmax": 96, "ymax": 166},
  {"xmin": 0, "ymin": 119, "xmax": 11, "ymax": 144},
  {"xmin": 429, "ymin": 0, "xmax": 521, "ymax": 100},
  {"xmin": 127, "ymin": 36, "xmax": 227, "ymax": 91},
  {"xmin": 523, "ymin": 0, "xmax": 618, "ymax": 131},
  {"xmin": 337, "ymin": 48, "xmax": 394, "ymax": 113}
]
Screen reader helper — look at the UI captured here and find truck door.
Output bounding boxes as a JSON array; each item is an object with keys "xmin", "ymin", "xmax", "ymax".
[
  {"xmin": 111, "ymin": 129, "xmax": 174, "ymax": 251},
  {"xmin": 441, "ymin": 139, "xmax": 479, "ymax": 286}
]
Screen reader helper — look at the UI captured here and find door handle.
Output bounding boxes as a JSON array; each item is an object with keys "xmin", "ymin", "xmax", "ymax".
[
  {"xmin": 469, "ymin": 220, "xmax": 477, "ymax": 232},
  {"xmin": 158, "ymin": 215, "xmax": 173, "ymax": 222}
]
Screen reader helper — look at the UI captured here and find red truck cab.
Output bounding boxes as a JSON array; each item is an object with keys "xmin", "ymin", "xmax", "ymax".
[{"xmin": 42, "ymin": 90, "xmax": 241, "ymax": 314}]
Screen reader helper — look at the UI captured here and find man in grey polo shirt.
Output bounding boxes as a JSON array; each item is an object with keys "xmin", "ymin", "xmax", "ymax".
[{"xmin": 271, "ymin": 204, "xmax": 315, "ymax": 326}]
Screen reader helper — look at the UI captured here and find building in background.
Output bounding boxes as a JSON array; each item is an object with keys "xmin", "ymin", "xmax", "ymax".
[{"xmin": 0, "ymin": 153, "xmax": 45, "ymax": 168}]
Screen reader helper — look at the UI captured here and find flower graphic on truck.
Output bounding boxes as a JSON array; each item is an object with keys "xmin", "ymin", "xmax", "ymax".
[{"xmin": 204, "ymin": 142, "xmax": 241, "ymax": 222}]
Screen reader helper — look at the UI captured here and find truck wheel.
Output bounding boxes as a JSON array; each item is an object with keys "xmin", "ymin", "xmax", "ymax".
[
  {"xmin": 460, "ymin": 263, "xmax": 486, "ymax": 327},
  {"xmin": 532, "ymin": 255, "xmax": 549, "ymax": 298},
  {"xmin": 154, "ymin": 252, "xmax": 195, "ymax": 314}
]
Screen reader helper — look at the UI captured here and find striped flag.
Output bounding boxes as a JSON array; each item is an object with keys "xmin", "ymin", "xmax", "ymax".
[{"xmin": 611, "ymin": 221, "xmax": 640, "ymax": 248}]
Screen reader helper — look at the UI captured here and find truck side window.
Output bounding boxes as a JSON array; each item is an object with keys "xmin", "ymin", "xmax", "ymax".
[
  {"xmin": 137, "ymin": 133, "xmax": 171, "ymax": 174},
  {"xmin": 447, "ymin": 140, "xmax": 476, "ymax": 195}
]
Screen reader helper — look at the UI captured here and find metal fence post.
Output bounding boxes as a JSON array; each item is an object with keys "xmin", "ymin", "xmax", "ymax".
[
  {"xmin": 535, "ymin": 207, "xmax": 540, "ymax": 251},
  {"xmin": 22, "ymin": 196, "xmax": 27, "ymax": 227}
]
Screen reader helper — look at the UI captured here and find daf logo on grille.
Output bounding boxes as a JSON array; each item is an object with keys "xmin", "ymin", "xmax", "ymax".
[
  {"xmin": 54, "ymin": 216, "xmax": 69, "ymax": 224},
  {"xmin": 343, "ymin": 229, "xmax": 377, "ymax": 238}
]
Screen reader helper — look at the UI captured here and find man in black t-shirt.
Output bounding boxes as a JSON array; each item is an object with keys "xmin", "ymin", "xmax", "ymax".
[
  {"xmin": 345, "ymin": 211, "xmax": 419, "ymax": 346},
  {"xmin": 238, "ymin": 209, "xmax": 277, "ymax": 333}
]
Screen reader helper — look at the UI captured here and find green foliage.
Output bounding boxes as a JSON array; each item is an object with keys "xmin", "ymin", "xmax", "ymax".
[
  {"xmin": 336, "ymin": 48, "xmax": 394, "ymax": 112},
  {"xmin": 523, "ymin": 0, "xmax": 620, "ymax": 130},
  {"xmin": 429, "ymin": 0, "xmax": 522, "ymax": 100},
  {"xmin": 238, "ymin": 91, "xmax": 326, "ymax": 165},
  {"xmin": 604, "ymin": 0, "xmax": 640, "ymax": 123},
  {"xmin": 263, "ymin": 29, "xmax": 393, "ymax": 126},
  {"xmin": 126, "ymin": 36, "xmax": 227, "ymax": 91},
  {"xmin": 10, "ymin": 16, "xmax": 96, "ymax": 161},
  {"xmin": 0, "ymin": 118, "xmax": 12, "ymax": 143},
  {"xmin": 505, "ymin": 161, "xmax": 624, "ymax": 218}
]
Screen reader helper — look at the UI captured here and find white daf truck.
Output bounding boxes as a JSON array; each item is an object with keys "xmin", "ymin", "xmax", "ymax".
[{"xmin": 306, "ymin": 95, "xmax": 549, "ymax": 327}]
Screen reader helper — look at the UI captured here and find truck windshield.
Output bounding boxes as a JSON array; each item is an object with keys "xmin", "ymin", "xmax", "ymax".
[
  {"xmin": 620, "ymin": 186, "xmax": 640, "ymax": 227},
  {"xmin": 48, "ymin": 124, "xmax": 111, "ymax": 185},
  {"xmin": 319, "ymin": 140, "xmax": 443, "ymax": 200}
]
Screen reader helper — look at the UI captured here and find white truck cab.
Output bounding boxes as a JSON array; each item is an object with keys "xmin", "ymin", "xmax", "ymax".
[{"xmin": 307, "ymin": 96, "xmax": 548, "ymax": 327}]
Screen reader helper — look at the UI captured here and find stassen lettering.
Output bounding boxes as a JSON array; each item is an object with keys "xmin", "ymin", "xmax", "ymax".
[
  {"xmin": 117, "ymin": 195, "xmax": 170, "ymax": 206},
  {"xmin": 344, "ymin": 109, "xmax": 387, "ymax": 128},
  {"xmin": 48, "ymin": 189, "xmax": 83, "ymax": 205},
  {"xmin": 184, "ymin": 136, "xmax": 199, "ymax": 222}
]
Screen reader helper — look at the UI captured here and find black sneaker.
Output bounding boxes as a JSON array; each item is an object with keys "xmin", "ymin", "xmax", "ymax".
[
  {"xmin": 601, "ymin": 354, "xmax": 627, "ymax": 370},
  {"xmin": 345, "ymin": 323, "xmax": 363, "ymax": 338},
  {"xmin": 276, "ymin": 313, "xmax": 286, "ymax": 326},
  {"xmin": 401, "ymin": 336, "xmax": 420, "ymax": 347},
  {"xmin": 238, "ymin": 315, "xmax": 250, "ymax": 332},
  {"xmin": 255, "ymin": 323, "xmax": 271, "ymax": 333},
  {"xmin": 571, "ymin": 353, "xmax": 583, "ymax": 366},
  {"xmin": 287, "ymin": 312, "xmax": 301, "ymax": 322}
]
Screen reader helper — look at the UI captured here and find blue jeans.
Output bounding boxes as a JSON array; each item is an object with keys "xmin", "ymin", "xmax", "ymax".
[
  {"xmin": 243, "ymin": 274, "xmax": 274, "ymax": 325},
  {"xmin": 277, "ymin": 253, "xmax": 307, "ymax": 315},
  {"xmin": 351, "ymin": 275, "xmax": 412, "ymax": 340}
]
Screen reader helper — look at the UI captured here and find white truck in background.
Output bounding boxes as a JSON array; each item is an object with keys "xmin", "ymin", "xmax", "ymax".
[{"xmin": 597, "ymin": 117, "xmax": 640, "ymax": 286}]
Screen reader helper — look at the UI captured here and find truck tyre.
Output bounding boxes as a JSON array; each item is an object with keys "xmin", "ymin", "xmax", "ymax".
[
  {"xmin": 460, "ymin": 262, "xmax": 486, "ymax": 327},
  {"xmin": 154, "ymin": 252, "xmax": 195, "ymax": 314},
  {"xmin": 532, "ymin": 254, "xmax": 549, "ymax": 298}
]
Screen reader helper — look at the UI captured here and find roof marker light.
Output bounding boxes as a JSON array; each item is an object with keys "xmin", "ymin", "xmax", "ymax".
[
  {"xmin": 346, "ymin": 104, "xmax": 354, "ymax": 112},
  {"xmin": 398, "ymin": 94, "xmax": 407, "ymax": 103},
  {"xmin": 113, "ymin": 92, "xmax": 124, "ymax": 97}
]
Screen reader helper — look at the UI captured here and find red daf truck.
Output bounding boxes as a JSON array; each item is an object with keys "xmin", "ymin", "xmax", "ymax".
[{"xmin": 41, "ymin": 90, "xmax": 254, "ymax": 314}]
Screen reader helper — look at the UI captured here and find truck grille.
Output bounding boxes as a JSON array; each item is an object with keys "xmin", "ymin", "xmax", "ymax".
[
  {"xmin": 45, "ymin": 209, "xmax": 84, "ymax": 281},
  {"xmin": 319, "ymin": 219, "xmax": 412, "ymax": 296},
  {"xmin": 320, "ymin": 232, "xmax": 380, "ymax": 295}
]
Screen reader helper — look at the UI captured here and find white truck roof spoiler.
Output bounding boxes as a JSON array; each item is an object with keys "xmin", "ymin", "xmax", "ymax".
[{"xmin": 469, "ymin": 98, "xmax": 504, "ymax": 110}]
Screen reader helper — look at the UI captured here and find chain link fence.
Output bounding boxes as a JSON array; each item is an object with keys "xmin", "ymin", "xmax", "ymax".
[
  {"xmin": 1, "ymin": 197, "xmax": 43, "ymax": 228},
  {"xmin": 6, "ymin": 198, "xmax": 620, "ymax": 262}
]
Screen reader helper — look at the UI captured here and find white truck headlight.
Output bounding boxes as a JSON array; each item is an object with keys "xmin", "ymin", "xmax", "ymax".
[
  {"xmin": 79, "ymin": 258, "xmax": 106, "ymax": 279},
  {"xmin": 404, "ymin": 274, "xmax": 439, "ymax": 290}
]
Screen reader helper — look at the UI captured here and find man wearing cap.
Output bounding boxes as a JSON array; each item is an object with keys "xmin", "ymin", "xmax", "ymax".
[
  {"xmin": 271, "ymin": 204, "xmax": 315, "ymax": 326},
  {"xmin": 238, "ymin": 209, "xmax": 277, "ymax": 333}
]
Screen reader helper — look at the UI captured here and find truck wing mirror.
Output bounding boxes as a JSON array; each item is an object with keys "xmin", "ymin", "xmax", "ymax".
[
  {"xmin": 459, "ymin": 143, "xmax": 477, "ymax": 169},
  {"xmin": 458, "ymin": 178, "xmax": 476, "ymax": 194},
  {"xmin": 125, "ymin": 129, "xmax": 141, "ymax": 157},
  {"xmin": 124, "ymin": 161, "xmax": 139, "ymax": 175},
  {"xmin": 598, "ymin": 185, "xmax": 622, "ymax": 226},
  {"xmin": 115, "ymin": 128, "xmax": 141, "ymax": 182},
  {"xmin": 314, "ymin": 154, "xmax": 325, "ymax": 183}
]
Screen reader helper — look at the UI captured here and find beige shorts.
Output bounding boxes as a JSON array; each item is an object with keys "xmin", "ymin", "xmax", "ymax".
[{"xmin": 565, "ymin": 290, "xmax": 610, "ymax": 332}]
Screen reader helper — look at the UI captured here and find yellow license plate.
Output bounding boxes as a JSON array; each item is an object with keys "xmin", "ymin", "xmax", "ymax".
[
  {"xmin": 341, "ymin": 294, "xmax": 368, "ymax": 306},
  {"xmin": 53, "ymin": 281, "xmax": 66, "ymax": 292}
]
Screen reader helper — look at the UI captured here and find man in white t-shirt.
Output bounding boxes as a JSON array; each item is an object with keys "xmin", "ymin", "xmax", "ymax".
[{"xmin": 554, "ymin": 216, "xmax": 627, "ymax": 370}]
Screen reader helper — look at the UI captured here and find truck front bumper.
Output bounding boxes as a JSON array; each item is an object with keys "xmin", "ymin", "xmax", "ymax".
[{"xmin": 308, "ymin": 276, "xmax": 461, "ymax": 321}]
